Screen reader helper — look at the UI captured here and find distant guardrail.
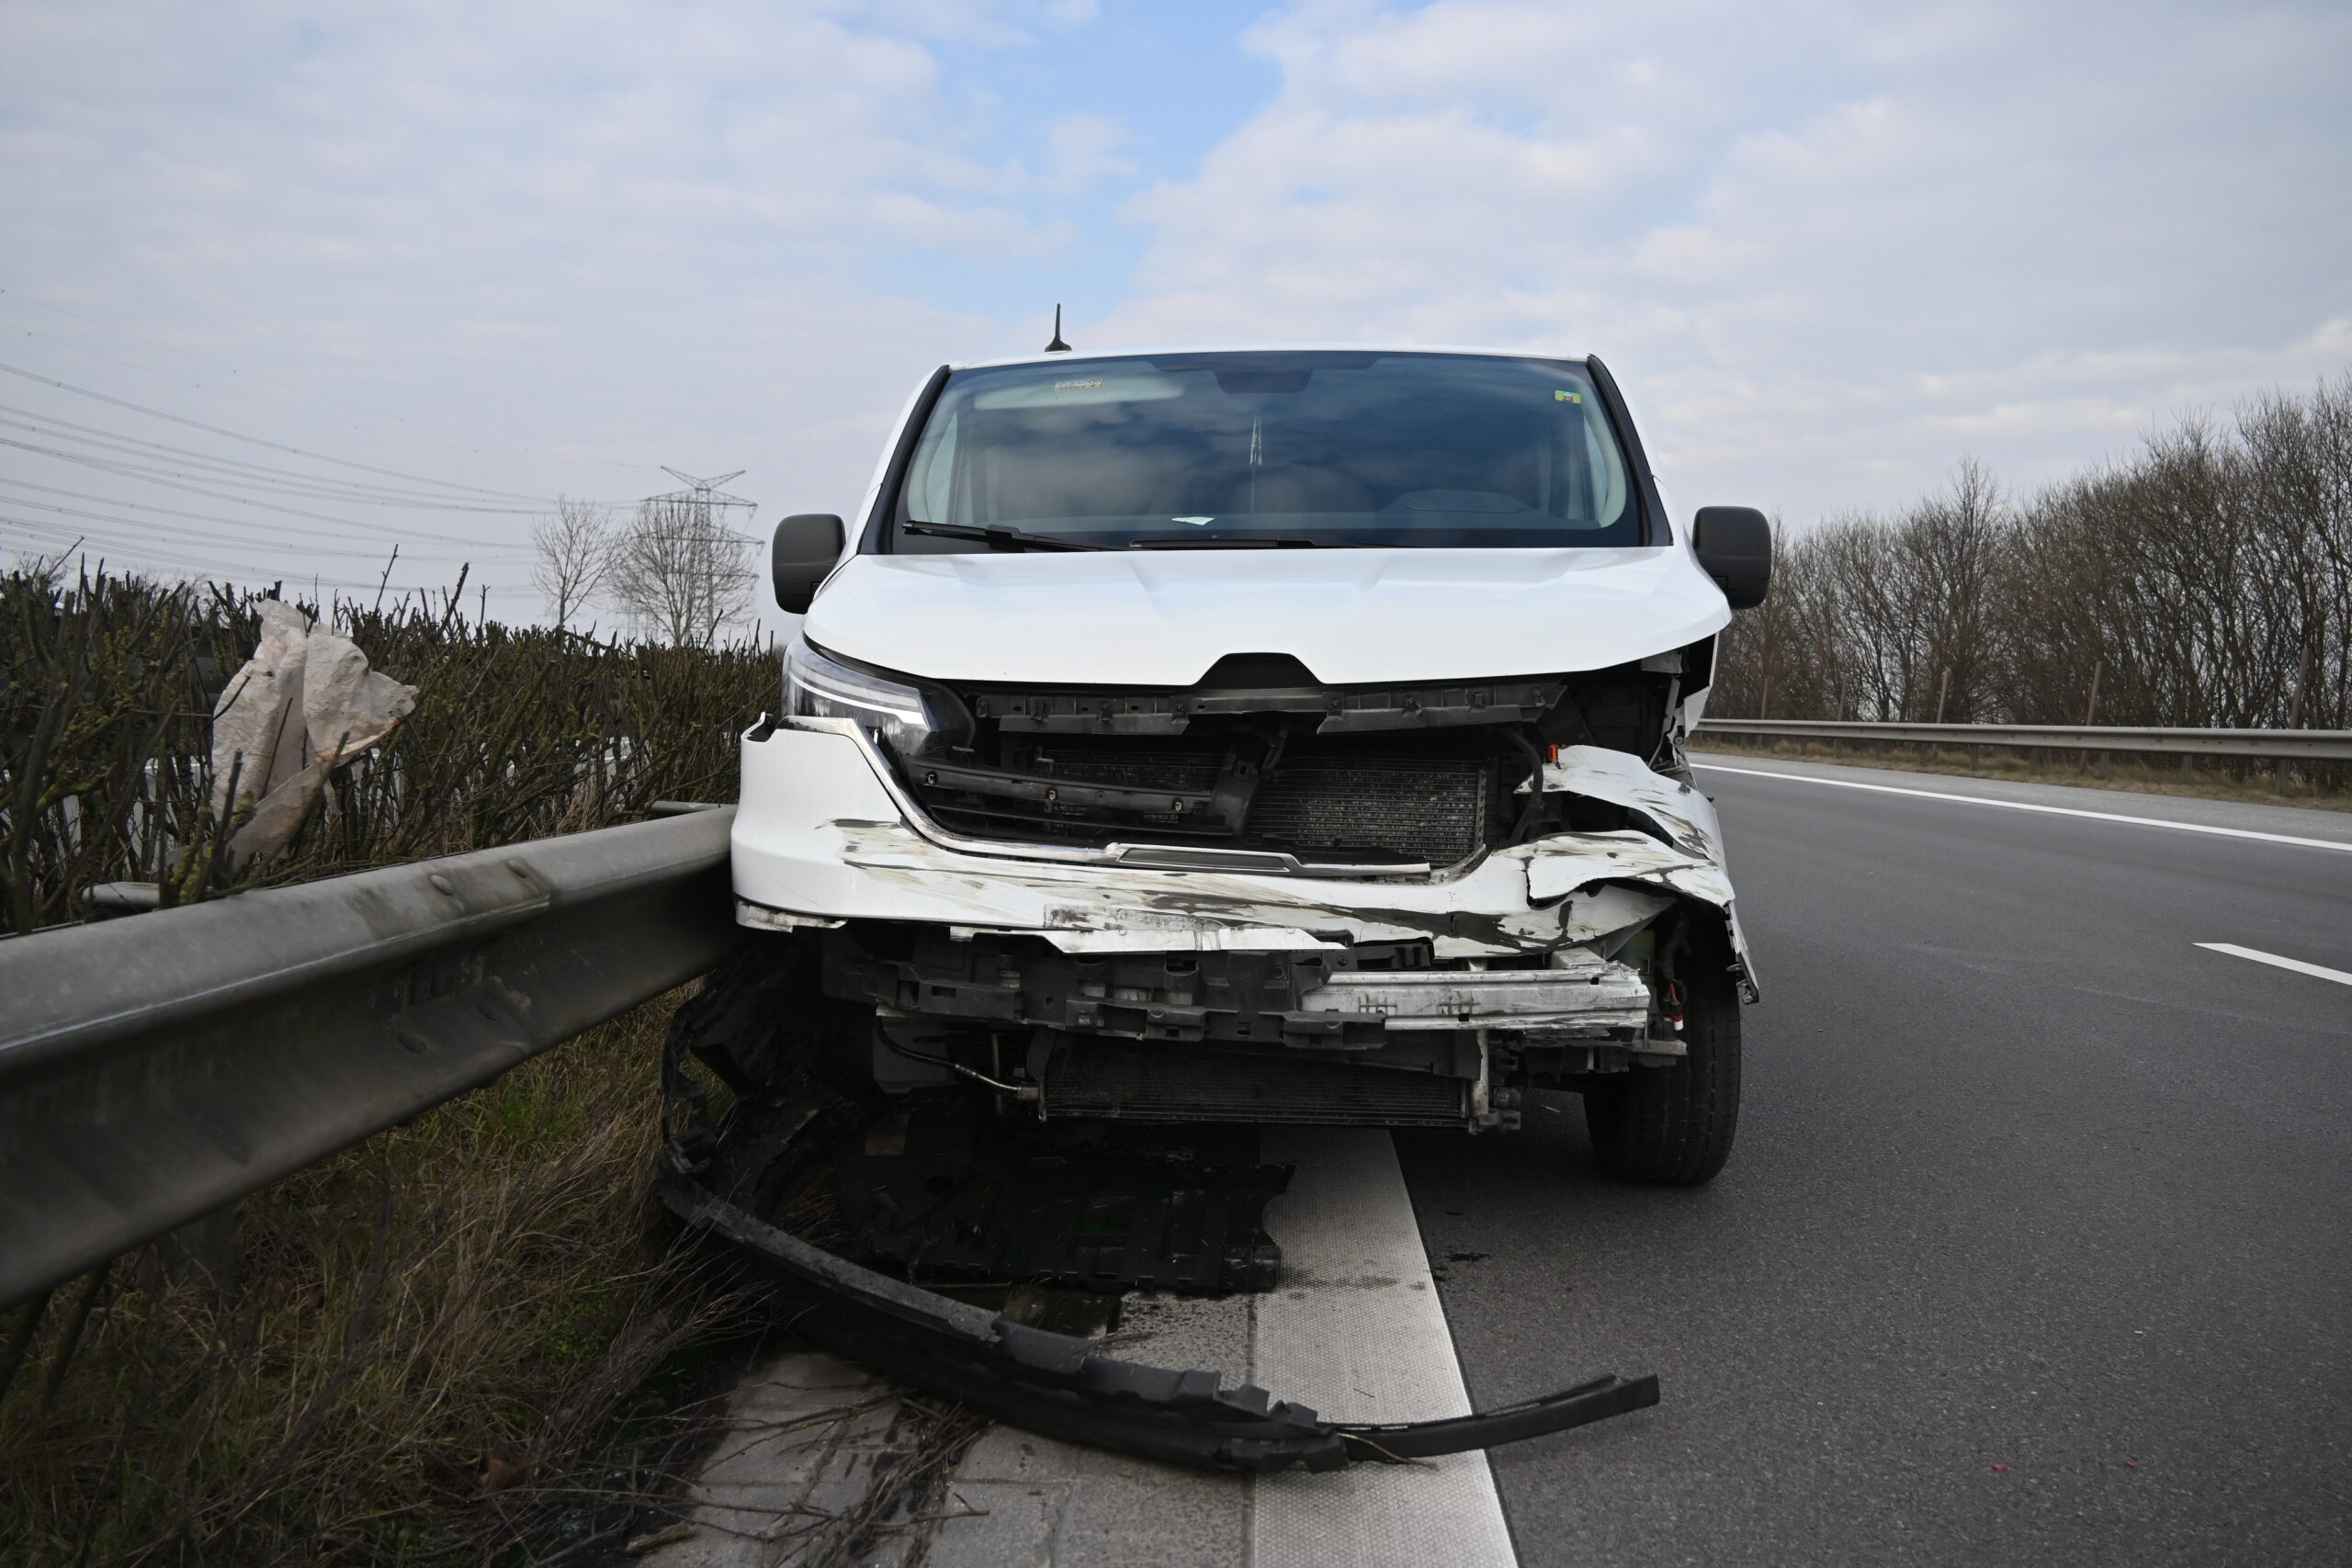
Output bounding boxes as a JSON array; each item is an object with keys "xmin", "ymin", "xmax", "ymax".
[
  {"xmin": 1692, "ymin": 719, "xmax": 2352, "ymax": 762},
  {"xmin": 0, "ymin": 808, "xmax": 737, "ymax": 1307}
]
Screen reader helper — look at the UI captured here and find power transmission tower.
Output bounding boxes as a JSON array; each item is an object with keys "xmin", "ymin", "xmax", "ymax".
[
  {"xmin": 608, "ymin": 468, "xmax": 762, "ymax": 646},
  {"xmin": 650, "ymin": 467, "xmax": 758, "ymax": 539}
]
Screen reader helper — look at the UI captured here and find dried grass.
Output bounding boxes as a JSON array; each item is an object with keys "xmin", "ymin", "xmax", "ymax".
[{"xmin": 0, "ymin": 994, "xmax": 789, "ymax": 1567}]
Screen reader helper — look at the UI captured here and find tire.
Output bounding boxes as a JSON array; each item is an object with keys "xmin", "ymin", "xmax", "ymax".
[{"xmin": 1583, "ymin": 929, "xmax": 1742, "ymax": 1186}]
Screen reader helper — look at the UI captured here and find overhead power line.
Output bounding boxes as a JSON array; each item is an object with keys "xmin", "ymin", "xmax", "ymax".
[
  {"xmin": 0, "ymin": 405, "xmax": 597, "ymax": 510},
  {"xmin": 0, "ymin": 330, "xmax": 624, "ymax": 607},
  {"xmin": 0, "ymin": 427, "xmax": 560, "ymax": 513},
  {"xmin": 0, "ymin": 443, "xmax": 546, "ymax": 546},
  {"xmin": 0, "ymin": 283, "xmax": 662, "ymax": 472},
  {"xmin": 0, "ymin": 513, "xmax": 479, "ymax": 593},
  {"xmin": 0, "ymin": 477, "xmax": 531, "ymax": 555},
  {"xmin": 0, "ymin": 359, "xmax": 557, "ymax": 502},
  {"xmin": 0, "ymin": 491, "xmax": 520, "ymax": 559}
]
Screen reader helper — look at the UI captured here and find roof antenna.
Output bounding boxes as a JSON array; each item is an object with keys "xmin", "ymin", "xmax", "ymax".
[{"xmin": 1044, "ymin": 304, "xmax": 1071, "ymax": 354}]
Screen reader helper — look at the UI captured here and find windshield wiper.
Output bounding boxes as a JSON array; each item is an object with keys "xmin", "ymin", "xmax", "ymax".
[
  {"xmin": 905, "ymin": 521, "xmax": 1321, "ymax": 552},
  {"xmin": 1127, "ymin": 537, "xmax": 1319, "ymax": 549},
  {"xmin": 902, "ymin": 521, "xmax": 1114, "ymax": 553}
]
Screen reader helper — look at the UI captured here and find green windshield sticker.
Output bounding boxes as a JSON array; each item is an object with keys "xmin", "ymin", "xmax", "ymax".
[{"xmin": 1555, "ymin": 389, "xmax": 1582, "ymax": 402}]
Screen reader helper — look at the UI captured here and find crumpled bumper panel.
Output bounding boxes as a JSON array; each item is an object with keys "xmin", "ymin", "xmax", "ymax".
[{"xmin": 733, "ymin": 724, "xmax": 1749, "ymax": 984}]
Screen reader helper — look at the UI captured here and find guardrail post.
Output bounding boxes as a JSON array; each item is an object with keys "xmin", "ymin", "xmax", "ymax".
[
  {"xmin": 145, "ymin": 1202, "xmax": 239, "ymax": 1295},
  {"xmin": 0, "ymin": 1291, "xmax": 49, "ymax": 1406}
]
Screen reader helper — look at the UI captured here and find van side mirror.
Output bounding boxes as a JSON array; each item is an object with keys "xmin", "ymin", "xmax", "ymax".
[
  {"xmin": 772, "ymin": 513, "xmax": 845, "ymax": 614},
  {"xmin": 1693, "ymin": 505, "xmax": 1772, "ymax": 609}
]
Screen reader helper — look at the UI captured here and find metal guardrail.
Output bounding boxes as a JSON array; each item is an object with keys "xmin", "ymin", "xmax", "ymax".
[
  {"xmin": 0, "ymin": 808, "xmax": 737, "ymax": 1307},
  {"xmin": 1693, "ymin": 719, "xmax": 2352, "ymax": 761}
]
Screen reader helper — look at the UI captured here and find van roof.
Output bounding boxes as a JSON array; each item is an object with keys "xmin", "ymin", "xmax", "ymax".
[{"xmin": 948, "ymin": 344, "xmax": 1596, "ymax": 372}]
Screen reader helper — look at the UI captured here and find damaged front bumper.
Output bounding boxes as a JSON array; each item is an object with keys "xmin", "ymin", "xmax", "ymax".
[
  {"xmin": 693, "ymin": 722, "xmax": 1702, "ymax": 1465},
  {"xmin": 658, "ymin": 1053, "xmax": 1661, "ymax": 1474},
  {"xmin": 659, "ymin": 1168, "xmax": 1657, "ymax": 1472},
  {"xmin": 732, "ymin": 717, "xmax": 1754, "ymax": 983}
]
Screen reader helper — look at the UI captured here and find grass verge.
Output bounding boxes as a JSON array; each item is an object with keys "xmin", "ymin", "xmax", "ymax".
[
  {"xmin": 1690, "ymin": 738, "xmax": 2351, "ymax": 814},
  {"xmin": 0, "ymin": 989, "xmax": 780, "ymax": 1568}
]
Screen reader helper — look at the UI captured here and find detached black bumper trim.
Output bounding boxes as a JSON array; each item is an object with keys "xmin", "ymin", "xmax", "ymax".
[{"xmin": 657, "ymin": 1173, "xmax": 1658, "ymax": 1473}]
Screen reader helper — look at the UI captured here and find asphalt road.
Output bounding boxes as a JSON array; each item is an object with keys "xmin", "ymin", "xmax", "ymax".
[{"xmin": 1404, "ymin": 759, "xmax": 2352, "ymax": 1567}]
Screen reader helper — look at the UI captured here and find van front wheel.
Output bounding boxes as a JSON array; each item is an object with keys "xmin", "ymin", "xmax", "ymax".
[{"xmin": 1581, "ymin": 948, "xmax": 1742, "ymax": 1186}]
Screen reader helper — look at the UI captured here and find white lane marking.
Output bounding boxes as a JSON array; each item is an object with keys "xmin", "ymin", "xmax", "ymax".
[
  {"xmin": 2196, "ymin": 942, "xmax": 2352, "ymax": 987},
  {"xmin": 1692, "ymin": 763, "xmax": 2352, "ymax": 854},
  {"xmin": 1250, "ymin": 1127, "xmax": 1518, "ymax": 1568}
]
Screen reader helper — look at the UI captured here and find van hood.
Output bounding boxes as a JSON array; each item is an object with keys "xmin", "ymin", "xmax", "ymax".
[{"xmin": 805, "ymin": 547, "xmax": 1730, "ymax": 686}]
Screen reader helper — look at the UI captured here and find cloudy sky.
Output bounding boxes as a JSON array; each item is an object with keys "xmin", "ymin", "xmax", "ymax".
[{"xmin": 2, "ymin": 0, "xmax": 2346, "ymax": 630}]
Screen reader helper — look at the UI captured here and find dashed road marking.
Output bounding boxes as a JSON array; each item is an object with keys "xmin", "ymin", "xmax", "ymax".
[{"xmin": 2195, "ymin": 942, "xmax": 2352, "ymax": 987}]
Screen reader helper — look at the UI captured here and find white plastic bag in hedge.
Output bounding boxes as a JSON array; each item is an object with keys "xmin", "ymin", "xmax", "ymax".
[{"xmin": 209, "ymin": 602, "xmax": 417, "ymax": 866}]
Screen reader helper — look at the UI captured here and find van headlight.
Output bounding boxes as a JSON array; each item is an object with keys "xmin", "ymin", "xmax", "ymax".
[{"xmin": 783, "ymin": 638, "xmax": 964, "ymax": 756}]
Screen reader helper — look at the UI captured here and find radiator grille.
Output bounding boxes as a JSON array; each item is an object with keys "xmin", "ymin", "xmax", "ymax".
[{"xmin": 1046, "ymin": 1043, "xmax": 1469, "ymax": 1127}]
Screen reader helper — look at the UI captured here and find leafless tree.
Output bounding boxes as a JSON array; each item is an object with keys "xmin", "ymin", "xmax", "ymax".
[
  {"xmin": 531, "ymin": 497, "xmax": 613, "ymax": 630},
  {"xmin": 605, "ymin": 496, "xmax": 757, "ymax": 648}
]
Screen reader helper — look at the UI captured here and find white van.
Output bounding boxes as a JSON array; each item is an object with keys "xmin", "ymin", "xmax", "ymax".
[{"xmin": 734, "ymin": 346, "xmax": 1770, "ymax": 1184}]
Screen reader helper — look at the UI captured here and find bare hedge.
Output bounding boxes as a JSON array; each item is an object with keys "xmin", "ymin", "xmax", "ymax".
[{"xmin": 1, "ymin": 570, "xmax": 775, "ymax": 936}]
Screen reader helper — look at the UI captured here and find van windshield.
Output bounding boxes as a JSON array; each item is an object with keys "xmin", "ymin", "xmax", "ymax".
[{"xmin": 889, "ymin": 351, "xmax": 1642, "ymax": 551}]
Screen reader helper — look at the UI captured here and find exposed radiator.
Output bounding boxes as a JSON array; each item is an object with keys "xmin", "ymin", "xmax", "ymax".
[
  {"xmin": 1029, "ymin": 743, "xmax": 1494, "ymax": 865},
  {"xmin": 1046, "ymin": 1042, "xmax": 1470, "ymax": 1128},
  {"xmin": 1248, "ymin": 755, "xmax": 1490, "ymax": 867}
]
